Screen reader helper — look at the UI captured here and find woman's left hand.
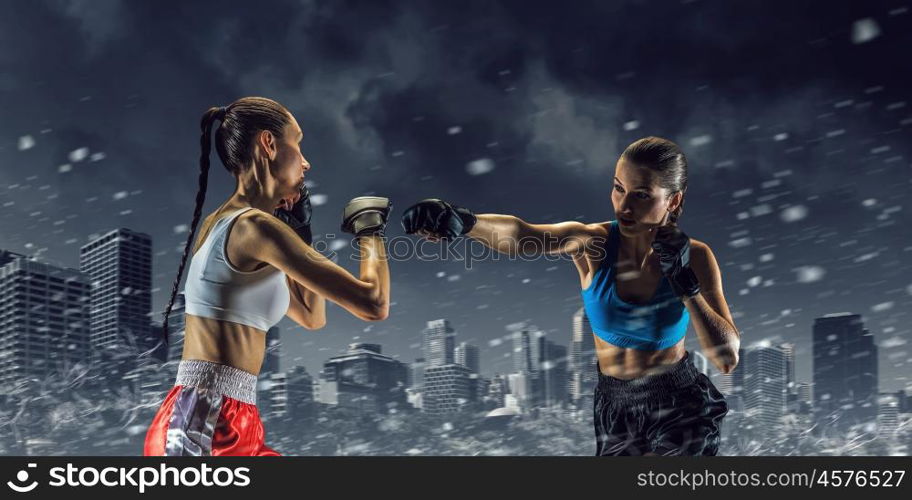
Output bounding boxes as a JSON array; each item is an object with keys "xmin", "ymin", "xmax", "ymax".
[{"xmin": 650, "ymin": 223, "xmax": 701, "ymax": 298}]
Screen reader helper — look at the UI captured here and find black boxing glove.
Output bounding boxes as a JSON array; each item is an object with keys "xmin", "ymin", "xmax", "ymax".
[
  {"xmin": 400, "ymin": 199, "xmax": 477, "ymax": 239},
  {"xmin": 650, "ymin": 223, "xmax": 701, "ymax": 298},
  {"xmin": 341, "ymin": 196, "xmax": 392, "ymax": 237},
  {"xmin": 273, "ymin": 184, "xmax": 313, "ymax": 245}
]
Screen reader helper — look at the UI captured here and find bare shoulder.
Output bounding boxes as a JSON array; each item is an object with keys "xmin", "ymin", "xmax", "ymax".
[
  {"xmin": 688, "ymin": 238, "xmax": 725, "ymax": 290},
  {"xmin": 233, "ymin": 208, "xmax": 289, "ymax": 244},
  {"xmin": 688, "ymin": 239, "xmax": 715, "ymax": 267},
  {"xmin": 568, "ymin": 220, "xmax": 610, "ymax": 239}
]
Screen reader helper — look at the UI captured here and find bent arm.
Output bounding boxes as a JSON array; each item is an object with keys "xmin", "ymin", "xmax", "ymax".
[
  {"xmin": 286, "ymin": 276, "xmax": 326, "ymax": 329},
  {"xmin": 686, "ymin": 242, "xmax": 740, "ymax": 374},
  {"xmin": 466, "ymin": 214, "xmax": 607, "ymax": 257},
  {"xmin": 253, "ymin": 211, "xmax": 390, "ymax": 322}
]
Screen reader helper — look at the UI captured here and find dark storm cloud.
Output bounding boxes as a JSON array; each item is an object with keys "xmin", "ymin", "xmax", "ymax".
[{"xmin": 1, "ymin": 0, "xmax": 911, "ymax": 385}]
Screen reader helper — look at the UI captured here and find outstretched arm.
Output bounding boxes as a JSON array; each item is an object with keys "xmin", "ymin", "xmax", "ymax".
[
  {"xmin": 468, "ymin": 215, "xmax": 608, "ymax": 257},
  {"xmin": 401, "ymin": 199, "xmax": 608, "ymax": 258}
]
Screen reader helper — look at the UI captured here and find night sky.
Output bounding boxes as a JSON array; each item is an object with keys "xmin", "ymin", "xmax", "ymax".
[{"xmin": 1, "ymin": 0, "xmax": 910, "ymax": 391}]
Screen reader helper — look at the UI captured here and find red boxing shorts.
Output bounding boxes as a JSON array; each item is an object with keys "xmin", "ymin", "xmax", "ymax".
[{"xmin": 144, "ymin": 360, "xmax": 279, "ymax": 456}]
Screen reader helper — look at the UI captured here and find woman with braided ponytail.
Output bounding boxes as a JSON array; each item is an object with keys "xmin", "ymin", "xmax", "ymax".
[
  {"xmin": 144, "ymin": 97, "xmax": 393, "ymax": 456},
  {"xmin": 402, "ymin": 137, "xmax": 739, "ymax": 456}
]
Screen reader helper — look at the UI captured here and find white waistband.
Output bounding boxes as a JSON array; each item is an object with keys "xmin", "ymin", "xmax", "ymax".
[{"xmin": 175, "ymin": 359, "xmax": 258, "ymax": 405}]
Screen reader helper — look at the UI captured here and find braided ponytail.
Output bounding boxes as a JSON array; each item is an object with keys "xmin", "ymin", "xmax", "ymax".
[{"xmin": 161, "ymin": 107, "xmax": 222, "ymax": 344}]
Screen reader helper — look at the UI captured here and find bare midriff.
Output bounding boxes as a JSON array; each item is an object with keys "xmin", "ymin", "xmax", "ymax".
[
  {"xmin": 577, "ymin": 224, "xmax": 688, "ymax": 380},
  {"xmin": 180, "ymin": 205, "xmax": 273, "ymax": 376},
  {"xmin": 182, "ymin": 314, "xmax": 267, "ymax": 376}
]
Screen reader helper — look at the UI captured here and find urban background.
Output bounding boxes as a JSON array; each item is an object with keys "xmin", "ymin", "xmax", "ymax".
[{"xmin": 1, "ymin": 0, "xmax": 911, "ymax": 455}]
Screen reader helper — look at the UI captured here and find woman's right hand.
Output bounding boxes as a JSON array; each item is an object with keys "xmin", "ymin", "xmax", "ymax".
[{"xmin": 341, "ymin": 196, "xmax": 392, "ymax": 237}]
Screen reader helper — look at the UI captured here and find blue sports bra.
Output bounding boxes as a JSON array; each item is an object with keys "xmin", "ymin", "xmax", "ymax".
[{"xmin": 580, "ymin": 221, "xmax": 690, "ymax": 350}]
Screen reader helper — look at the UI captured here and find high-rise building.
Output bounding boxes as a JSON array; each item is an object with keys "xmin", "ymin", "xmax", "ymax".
[
  {"xmin": 744, "ymin": 344, "xmax": 787, "ymax": 432},
  {"xmin": 569, "ymin": 308, "xmax": 596, "ymax": 404},
  {"xmin": 539, "ymin": 338, "xmax": 568, "ymax": 407},
  {"xmin": 781, "ymin": 342, "xmax": 796, "ymax": 394},
  {"xmin": 423, "ymin": 363, "xmax": 473, "ymax": 415},
  {"xmin": 485, "ymin": 374, "xmax": 507, "ymax": 409},
  {"xmin": 0, "ymin": 250, "xmax": 91, "ymax": 387},
  {"xmin": 261, "ymin": 371, "xmax": 288, "ymax": 421},
  {"xmin": 512, "ymin": 329, "xmax": 541, "ymax": 374},
  {"xmin": 79, "ymin": 229, "xmax": 153, "ymax": 359},
  {"xmin": 793, "ymin": 382, "xmax": 813, "ymax": 415},
  {"xmin": 812, "ymin": 313, "xmax": 879, "ymax": 432},
  {"xmin": 877, "ymin": 393, "xmax": 900, "ymax": 436},
  {"xmin": 261, "ymin": 326, "xmax": 281, "ymax": 375},
  {"xmin": 410, "ymin": 357, "xmax": 426, "ymax": 389},
  {"xmin": 455, "ymin": 341, "xmax": 480, "ymax": 373},
  {"xmin": 286, "ymin": 365, "xmax": 314, "ymax": 420},
  {"xmin": 423, "ymin": 319, "xmax": 455, "ymax": 367},
  {"xmin": 318, "ymin": 343, "xmax": 408, "ymax": 413}
]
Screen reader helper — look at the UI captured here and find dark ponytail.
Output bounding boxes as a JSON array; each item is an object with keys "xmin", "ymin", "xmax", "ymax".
[
  {"xmin": 161, "ymin": 107, "xmax": 223, "ymax": 344},
  {"xmin": 161, "ymin": 98, "xmax": 290, "ymax": 345}
]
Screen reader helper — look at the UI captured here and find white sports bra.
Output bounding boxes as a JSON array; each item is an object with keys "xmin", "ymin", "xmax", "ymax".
[{"xmin": 184, "ymin": 207, "xmax": 289, "ymax": 331}]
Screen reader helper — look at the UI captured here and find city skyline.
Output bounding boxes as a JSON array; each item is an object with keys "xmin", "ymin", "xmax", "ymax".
[
  {"xmin": 2, "ymin": 1, "xmax": 910, "ymax": 398},
  {"xmin": 1, "ymin": 230, "xmax": 906, "ymax": 395}
]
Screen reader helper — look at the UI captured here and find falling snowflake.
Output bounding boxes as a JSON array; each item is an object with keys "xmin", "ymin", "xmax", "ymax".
[
  {"xmin": 794, "ymin": 265, "xmax": 825, "ymax": 283},
  {"xmin": 780, "ymin": 205, "xmax": 809, "ymax": 222},
  {"xmin": 466, "ymin": 158, "xmax": 495, "ymax": 176},
  {"xmin": 447, "ymin": 126, "xmax": 462, "ymax": 135},
  {"xmin": 310, "ymin": 194, "xmax": 328, "ymax": 206},
  {"xmin": 18, "ymin": 135, "xmax": 35, "ymax": 150},
  {"xmin": 851, "ymin": 18, "xmax": 881, "ymax": 44},
  {"xmin": 69, "ymin": 147, "xmax": 90, "ymax": 162},
  {"xmin": 689, "ymin": 135, "xmax": 712, "ymax": 147},
  {"xmin": 871, "ymin": 302, "xmax": 894, "ymax": 313},
  {"xmin": 623, "ymin": 120, "xmax": 639, "ymax": 131}
]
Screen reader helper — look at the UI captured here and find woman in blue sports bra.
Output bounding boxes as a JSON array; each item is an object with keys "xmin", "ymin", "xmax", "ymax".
[{"xmin": 401, "ymin": 136, "xmax": 740, "ymax": 456}]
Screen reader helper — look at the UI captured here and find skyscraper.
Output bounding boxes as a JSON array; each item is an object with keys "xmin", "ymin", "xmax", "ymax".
[
  {"xmin": 261, "ymin": 326, "xmax": 281, "ymax": 375},
  {"xmin": 318, "ymin": 343, "xmax": 409, "ymax": 413},
  {"xmin": 812, "ymin": 313, "xmax": 879, "ymax": 432},
  {"xmin": 261, "ymin": 371, "xmax": 288, "ymax": 421},
  {"xmin": 79, "ymin": 229, "xmax": 153, "ymax": 358},
  {"xmin": 423, "ymin": 319, "xmax": 455, "ymax": 367},
  {"xmin": 539, "ymin": 337, "xmax": 568, "ymax": 407},
  {"xmin": 781, "ymin": 342, "xmax": 796, "ymax": 393},
  {"xmin": 877, "ymin": 393, "xmax": 900, "ymax": 436},
  {"xmin": 0, "ymin": 250, "xmax": 91, "ymax": 387},
  {"xmin": 570, "ymin": 308, "xmax": 596, "ymax": 404},
  {"xmin": 512, "ymin": 328, "xmax": 541, "ymax": 374},
  {"xmin": 424, "ymin": 363, "xmax": 473, "ymax": 415},
  {"xmin": 744, "ymin": 343, "xmax": 787, "ymax": 432},
  {"xmin": 454, "ymin": 341, "xmax": 480, "ymax": 373},
  {"xmin": 286, "ymin": 365, "xmax": 314, "ymax": 420}
]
